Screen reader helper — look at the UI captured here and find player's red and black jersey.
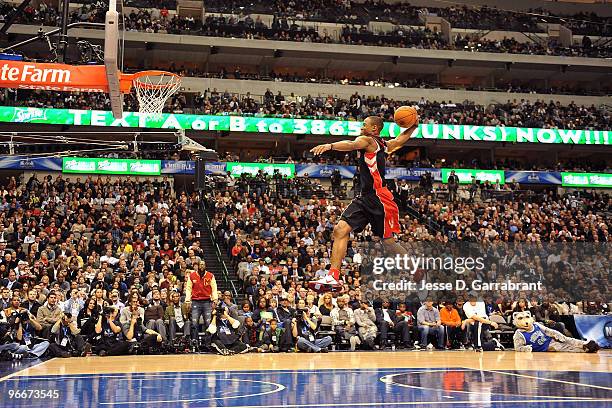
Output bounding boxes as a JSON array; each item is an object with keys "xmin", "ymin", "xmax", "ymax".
[
  {"xmin": 341, "ymin": 136, "xmax": 400, "ymax": 239},
  {"xmin": 359, "ymin": 136, "xmax": 388, "ymax": 194}
]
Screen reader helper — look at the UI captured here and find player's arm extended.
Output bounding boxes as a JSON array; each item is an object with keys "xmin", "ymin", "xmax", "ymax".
[
  {"xmin": 386, "ymin": 124, "xmax": 418, "ymax": 154},
  {"xmin": 310, "ymin": 136, "xmax": 371, "ymax": 155}
]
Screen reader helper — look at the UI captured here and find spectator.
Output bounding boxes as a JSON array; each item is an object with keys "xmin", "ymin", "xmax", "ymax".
[
  {"xmin": 376, "ymin": 299, "xmax": 413, "ymax": 350},
  {"xmin": 292, "ymin": 299, "xmax": 332, "ymax": 353},
  {"xmin": 164, "ymin": 290, "xmax": 191, "ymax": 342},
  {"xmin": 22, "ymin": 289, "xmax": 42, "ymax": 316},
  {"xmin": 36, "ymin": 291, "xmax": 63, "ymax": 338},
  {"xmin": 93, "ymin": 307, "xmax": 131, "ymax": 356},
  {"xmin": 417, "ymin": 297, "xmax": 445, "ymax": 350},
  {"xmin": 331, "ymin": 294, "xmax": 360, "ymax": 351},
  {"xmin": 259, "ymin": 317, "xmax": 283, "ymax": 352},
  {"xmin": 208, "ymin": 305, "xmax": 249, "ymax": 355},
  {"xmin": 185, "ymin": 261, "xmax": 218, "ymax": 343},
  {"xmin": 48, "ymin": 311, "xmax": 92, "ymax": 357},
  {"xmin": 440, "ymin": 301, "xmax": 463, "ymax": 349},
  {"xmin": 123, "ymin": 303, "xmax": 164, "ymax": 351},
  {"xmin": 354, "ymin": 299, "xmax": 377, "ymax": 349},
  {"xmin": 462, "ymin": 295, "xmax": 500, "ymax": 351},
  {"xmin": 144, "ymin": 289, "xmax": 167, "ymax": 342}
]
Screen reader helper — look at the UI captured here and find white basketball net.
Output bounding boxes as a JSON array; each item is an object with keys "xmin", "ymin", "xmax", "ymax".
[{"xmin": 133, "ymin": 72, "xmax": 181, "ymax": 118}]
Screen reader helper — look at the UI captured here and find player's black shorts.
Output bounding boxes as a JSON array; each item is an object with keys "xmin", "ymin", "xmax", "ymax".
[{"xmin": 340, "ymin": 188, "xmax": 400, "ymax": 239}]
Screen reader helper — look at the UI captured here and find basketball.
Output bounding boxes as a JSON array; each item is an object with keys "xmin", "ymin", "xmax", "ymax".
[{"xmin": 394, "ymin": 106, "xmax": 418, "ymax": 128}]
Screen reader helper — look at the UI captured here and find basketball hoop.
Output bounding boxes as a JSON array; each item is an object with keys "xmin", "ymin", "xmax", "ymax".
[{"xmin": 131, "ymin": 70, "xmax": 181, "ymax": 118}]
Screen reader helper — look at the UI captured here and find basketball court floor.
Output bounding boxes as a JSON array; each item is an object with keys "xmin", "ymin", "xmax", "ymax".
[{"xmin": 0, "ymin": 351, "xmax": 610, "ymax": 407}]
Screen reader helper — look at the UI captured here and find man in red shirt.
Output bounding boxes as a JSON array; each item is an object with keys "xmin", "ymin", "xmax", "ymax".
[{"xmin": 185, "ymin": 261, "xmax": 218, "ymax": 344}]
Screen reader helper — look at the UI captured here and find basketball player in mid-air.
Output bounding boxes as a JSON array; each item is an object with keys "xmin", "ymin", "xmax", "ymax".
[{"xmin": 308, "ymin": 115, "xmax": 418, "ymax": 292}]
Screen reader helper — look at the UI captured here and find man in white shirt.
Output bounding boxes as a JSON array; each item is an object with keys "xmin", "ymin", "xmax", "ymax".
[
  {"xmin": 462, "ymin": 295, "xmax": 499, "ymax": 351},
  {"xmin": 135, "ymin": 200, "xmax": 149, "ymax": 215}
]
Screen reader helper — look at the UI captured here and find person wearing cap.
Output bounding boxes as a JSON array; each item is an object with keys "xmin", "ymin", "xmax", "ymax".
[
  {"xmin": 417, "ymin": 298, "xmax": 445, "ymax": 350},
  {"xmin": 277, "ymin": 296, "xmax": 295, "ymax": 325},
  {"xmin": 354, "ymin": 299, "xmax": 377, "ymax": 349},
  {"xmin": 185, "ymin": 261, "xmax": 218, "ymax": 343}
]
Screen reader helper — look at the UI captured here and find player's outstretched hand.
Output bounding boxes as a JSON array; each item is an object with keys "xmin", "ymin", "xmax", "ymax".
[{"xmin": 310, "ymin": 143, "xmax": 331, "ymax": 156}]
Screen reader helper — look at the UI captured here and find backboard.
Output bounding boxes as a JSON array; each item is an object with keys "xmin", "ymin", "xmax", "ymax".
[{"xmin": 104, "ymin": 0, "xmax": 123, "ymax": 119}]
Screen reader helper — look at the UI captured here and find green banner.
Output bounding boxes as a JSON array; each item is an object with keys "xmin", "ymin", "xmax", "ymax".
[
  {"xmin": 561, "ymin": 172, "xmax": 612, "ymax": 188},
  {"xmin": 442, "ymin": 168, "xmax": 505, "ymax": 184},
  {"xmin": 62, "ymin": 157, "xmax": 161, "ymax": 175},
  {"xmin": 226, "ymin": 162, "xmax": 295, "ymax": 178},
  {"xmin": 1, "ymin": 106, "xmax": 610, "ymax": 145}
]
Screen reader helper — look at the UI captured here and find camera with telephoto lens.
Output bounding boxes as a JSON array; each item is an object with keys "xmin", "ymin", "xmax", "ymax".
[
  {"xmin": 103, "ymin": 307, "xmax": 115, "ymax": 317},
  {"xmin": 296, "ymin": 308, "xmax": 309, "ymax": 322},
  {"xmin": 9, "ymin": 311, "xmax": 29, "ymax": 326},
  {"xmin": 215, "ymin": 304, "xmax": 227, "ymax": 317}
]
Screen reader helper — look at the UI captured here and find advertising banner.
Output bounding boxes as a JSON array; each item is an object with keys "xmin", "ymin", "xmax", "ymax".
[
  {"xmin": 574, "ymin": 315, "xmax": 612, "ymax": 348},
  {"xmin": 205, "ymin": 162, "xmax": 227, "ymax": 175},
  {"xmin": 295, "ymin": 164, "xmax": 355, "ymax": 179},
  {"xmin": 561, "ymin": 172, "xmax": 612, "ymax": 188},
  {"xmin": 385, "ymin": 167, "xmax": 442, "ymax": 181},
  {"xmin": 62, "ymin": 157, "xmax": 161, "ymax": 175},
  {"xmin": 505, "ymin": 171, "xmax": 562, "ymax": 185},
  {"xmin": 0, "ymin": 61, "xmax": 109, "ymax": 92},
  {"xmin": 0, "ymin": 155, "xmax": 62, "ymax": 170},
  {"xmin": 441, "ymin": 168, "xmax": 505, "ymax": 184},
  {"xmin": 161, "ymin": 160, "xmax": 195, "ymax": 175},
  {"xmin": 0, "ymin": 107, "xmax": 608, "ymax": 145},
  {"xmin": 226, "ymin": 162, "xmax": 295, "ymax": 178}
]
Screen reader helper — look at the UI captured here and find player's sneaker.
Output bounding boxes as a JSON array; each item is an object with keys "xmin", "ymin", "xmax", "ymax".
[
  {"xmin": 426, "ymin": 343, "xmax": 434, "ymax": 350},
  {"xmin": 308, "ymin": 274, "xmax": 343, "ymax": 293}
]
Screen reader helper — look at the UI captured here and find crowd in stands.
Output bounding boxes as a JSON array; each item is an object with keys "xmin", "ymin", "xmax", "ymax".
[
  {"xmin": 0, "ymin": 173, "xmax": 210, "ymax": 359},
  {"xmin": 3, "ymin": 88, "xmax": 609, "ymax": 131},
  {"xmin": 1, "ymin": 2, "xmax": 610, "ymax": 58},
  {"xmin": 206, "ymin": 0, "xmax": 612, "ymax": 37},
  {"xmin": 0, "ymin": 156, "xmax": 608, "ymax": 360},
  {"xmin": 214, "ymin": 149, "xmax": 611, "ymax": 174},
  {"xmin": 207, "ymin": 173, "xmax": 610, "ymax": 353},
  {"xmin": 156, "ymin": 65, "xmax": 608, "ymax": 97}
]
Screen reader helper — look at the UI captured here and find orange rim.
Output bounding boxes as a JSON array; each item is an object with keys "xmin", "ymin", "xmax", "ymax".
[{"xmin": 119, "ymin": 70, "xmax": 181, "ymax": 94}]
